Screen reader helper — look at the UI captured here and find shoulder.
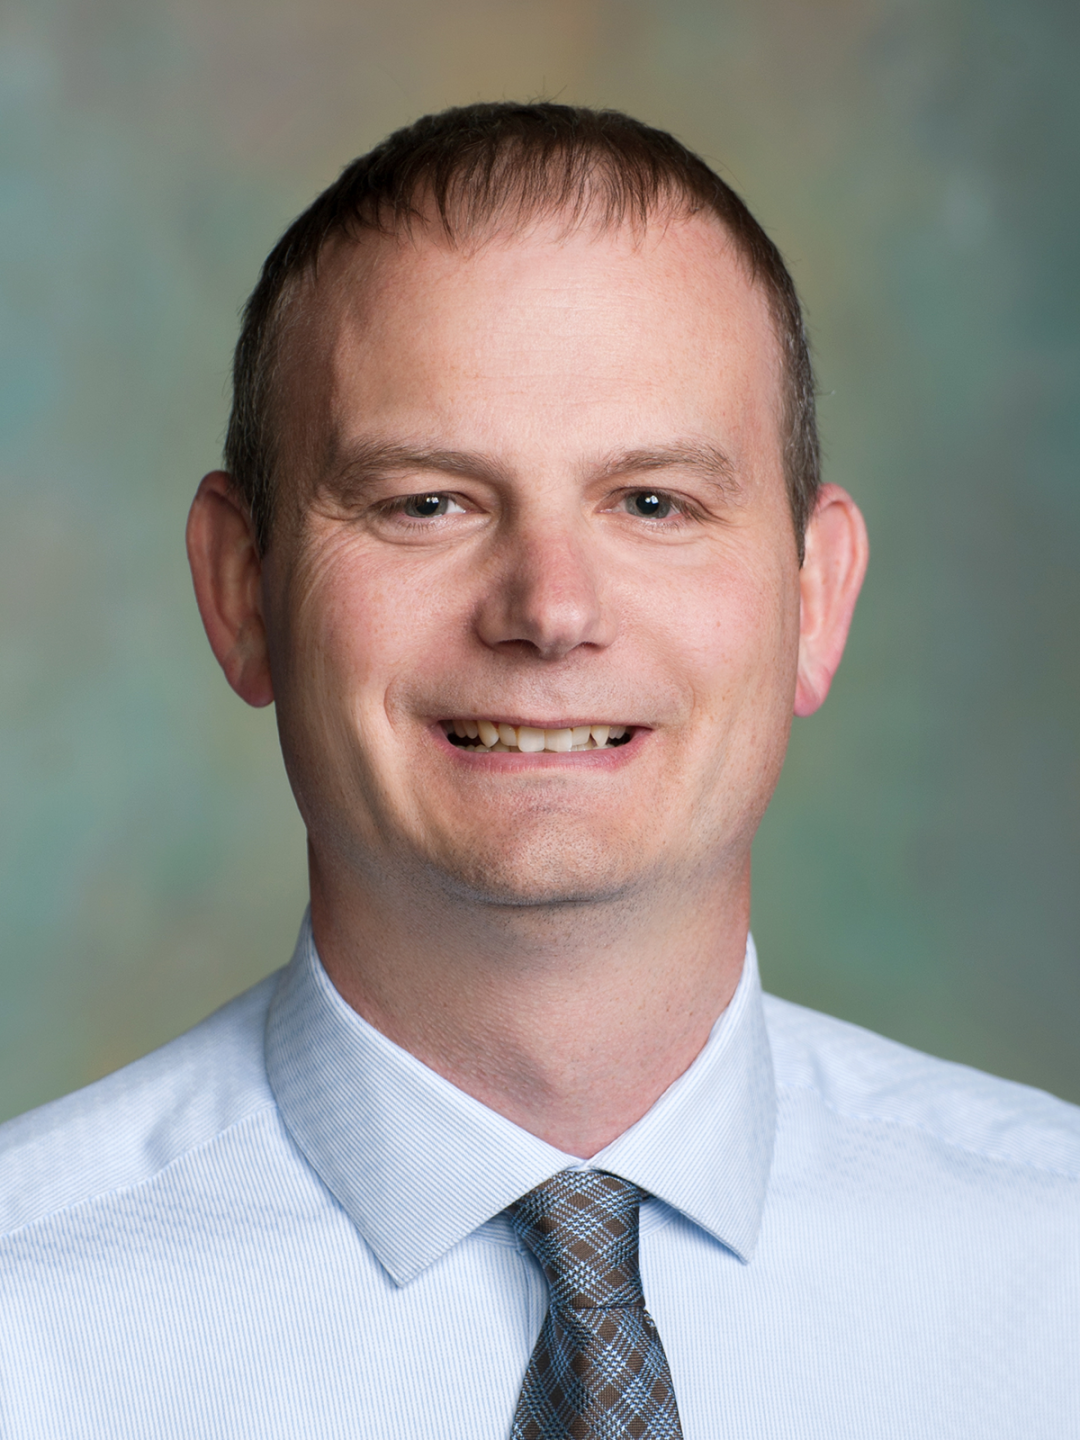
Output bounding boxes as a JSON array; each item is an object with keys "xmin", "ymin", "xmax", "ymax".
[
  {"xmin": 0, "ymin": 972, "xmax": 281, "ymax": 1239},
  {"xmin": 762, "ymin": 990, "xmax": 1080, "ymax": 1179}
]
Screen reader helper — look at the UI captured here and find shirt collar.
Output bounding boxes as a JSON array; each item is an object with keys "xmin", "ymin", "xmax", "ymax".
[{"xmin": 266, "ymin": 914, "xmax": 776, "ymax": 1286}]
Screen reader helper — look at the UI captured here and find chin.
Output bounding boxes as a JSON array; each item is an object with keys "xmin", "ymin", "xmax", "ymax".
[{"xmin": 426, "ymin": 831, "xmax": 642, "ymax": 910}]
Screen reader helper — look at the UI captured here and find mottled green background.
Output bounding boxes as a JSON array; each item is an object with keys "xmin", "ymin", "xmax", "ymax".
[{"xmin": 2, "ymin": 0, "xmax": 1077, "ymax": 1123}]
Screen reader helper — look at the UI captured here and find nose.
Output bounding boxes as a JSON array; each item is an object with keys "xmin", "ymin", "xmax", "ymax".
[{"xmin": 473, "ymin": 517, "xmax": 616, "ymax": 661}]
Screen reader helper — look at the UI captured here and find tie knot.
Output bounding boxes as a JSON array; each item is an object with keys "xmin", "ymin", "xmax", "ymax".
[{"xmin": 508, "ymin": 1170, "xmax": 646, "ymax": 1313}]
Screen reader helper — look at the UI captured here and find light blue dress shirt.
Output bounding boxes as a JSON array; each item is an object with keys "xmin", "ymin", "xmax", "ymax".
[{"xmin": 2, "ymin": 916, "xmax": 1078, "ymax": 1437}]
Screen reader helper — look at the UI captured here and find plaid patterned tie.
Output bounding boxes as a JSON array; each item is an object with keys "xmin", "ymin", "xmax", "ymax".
[{"xmin": 507, "ymin": 1169, "xmax": 684, "ymax": 1440}]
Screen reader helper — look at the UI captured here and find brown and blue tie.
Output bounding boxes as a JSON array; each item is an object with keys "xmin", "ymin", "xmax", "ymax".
[{"xmin": 507, "ymin": 1169, "xmax": 684, "ymax": 1440}]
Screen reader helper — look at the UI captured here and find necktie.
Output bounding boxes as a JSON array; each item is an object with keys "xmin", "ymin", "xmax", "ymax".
[{"xmin": 507, "ymin": 1169, "xmax": 684, "ymax": 1440}]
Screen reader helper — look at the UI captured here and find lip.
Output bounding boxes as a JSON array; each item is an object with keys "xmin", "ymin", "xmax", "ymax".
[
  {"xmin": 430, "ymin": 722, "xmax": 649, "ymax": 767},
  {"xmin": 441, "ymin": 717, "xmax": 634, "ymax": 732}
]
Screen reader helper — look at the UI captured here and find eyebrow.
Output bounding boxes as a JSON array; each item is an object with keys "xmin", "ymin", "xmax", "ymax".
[
  {"xmin": 591, "ymin": 443, "xmax": 742, "ymax": 498},
  {"xmin": 324, "ymin": 440, "xmax": 509, "ymax": 497},
  {"xmin": 323, "ymin": 437, "xmax": 742, "ymax": 500}
]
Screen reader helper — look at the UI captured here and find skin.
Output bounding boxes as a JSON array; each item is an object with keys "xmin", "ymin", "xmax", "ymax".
[{"xmin": 187, "ymin": 210, "xmax": 868, "ymax": 1157}]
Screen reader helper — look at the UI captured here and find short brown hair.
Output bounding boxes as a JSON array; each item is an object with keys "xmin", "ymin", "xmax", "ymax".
[{"xmin": 225, "ymin": 102, "xmax": 819, "ymax": 557}]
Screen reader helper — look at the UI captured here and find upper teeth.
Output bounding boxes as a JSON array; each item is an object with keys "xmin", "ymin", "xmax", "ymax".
[{"xmin": 448, "ymin": 720, "xmax": 628, "ymax": 752}]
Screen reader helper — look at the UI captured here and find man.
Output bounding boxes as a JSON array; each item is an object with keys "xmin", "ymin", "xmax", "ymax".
[{"xmin": 2, "ymin": 103, "xmax": 1077, "ymax": 1438}]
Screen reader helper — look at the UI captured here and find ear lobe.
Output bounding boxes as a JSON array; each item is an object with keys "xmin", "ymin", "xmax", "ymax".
[
  {"xmin": 794, "ymin": 483, "xmax": 869, "ymax": 717},
  {"xmin": 186, "ymin": 471, "xmax": 274, "ymax": 708}
]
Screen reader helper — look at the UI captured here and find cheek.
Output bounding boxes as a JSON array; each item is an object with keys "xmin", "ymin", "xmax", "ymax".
[
  {"xmin": 266, "ymin": 540, "xmax": 384, "ymax": 754},
  {"xmin": 674, "ymin": 551, "xmax": 796, "ymax": 712},
  {"xmin": 280, "ymin": 540, "xmax": 475, "ymax": 750},
  {"xmin": 675, "ymin": 574, "xmax": 798, "ymax": 833},
  {"xmin": 266, "ymin": 548, "xmax": 426, "ymax": 839},
  {"xmin": 682, "ymin": 569, "xmax": 797, "ymax": 834}
]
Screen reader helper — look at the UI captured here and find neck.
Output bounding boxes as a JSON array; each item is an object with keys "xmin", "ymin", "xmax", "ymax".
[{"xmin": 309, "ymin": 848, "xmax": 751, "ymax": 1158}]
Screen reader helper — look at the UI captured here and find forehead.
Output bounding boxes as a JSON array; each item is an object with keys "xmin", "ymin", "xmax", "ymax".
[{"xmin": 280, "ymin": 212, "xmax": 784, "ymax": 475}]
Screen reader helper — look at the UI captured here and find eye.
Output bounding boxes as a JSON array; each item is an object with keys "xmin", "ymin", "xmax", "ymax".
[
  {"xmin": 399, "ymin": 493, "xmax": 465, "ymax": 519},
  {"xmin": 624, "ymin": 490, "xmax": 674, "ymax": 519}
]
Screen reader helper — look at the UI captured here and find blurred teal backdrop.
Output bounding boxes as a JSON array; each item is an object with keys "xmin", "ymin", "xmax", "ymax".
[{"xmin": 2, "ymin": 0, "xmax": 1077, "ymax": 1122}]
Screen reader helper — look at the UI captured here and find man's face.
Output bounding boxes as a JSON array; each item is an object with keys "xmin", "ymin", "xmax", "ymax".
[{"xmin": 262, "ymin": 213, "xmax": 801, "ymax": 909}]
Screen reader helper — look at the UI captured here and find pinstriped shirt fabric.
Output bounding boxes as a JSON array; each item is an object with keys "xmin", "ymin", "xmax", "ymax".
[{"xmin": 1, "ymin": 916, "xmax": 1078, "ymax": 1438}]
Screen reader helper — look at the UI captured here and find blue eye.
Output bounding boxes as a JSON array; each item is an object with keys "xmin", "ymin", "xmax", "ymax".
[
  {"xmin": 628, "ymin": 491, "xmax": 673, "ymax": 518},
  {"xmin": 403, "ymin": 494, "xmax": 452, "ymax": 518}
]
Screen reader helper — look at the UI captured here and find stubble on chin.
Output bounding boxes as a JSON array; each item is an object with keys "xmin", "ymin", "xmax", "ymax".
[{"xmin": 415, "ymin": 809, "xmax": 657, "ymax": 911}]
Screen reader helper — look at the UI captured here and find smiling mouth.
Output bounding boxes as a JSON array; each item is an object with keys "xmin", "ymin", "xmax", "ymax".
[{"xmin": 442, "ymin": 720, "xmax": 633, "ymax": 754}]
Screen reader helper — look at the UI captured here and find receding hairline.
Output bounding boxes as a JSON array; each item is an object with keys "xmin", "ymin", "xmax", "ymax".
[
  {"xmin": 225, "ymin": 102, "xmax": 820, "ymax": 558},
  {"xmin": 261, "ymin": 197, "xmax": 786, "ymax": 517},
  {"xmin": 270, "ymin": 186, "xmax": 756, "ymax": 354}
]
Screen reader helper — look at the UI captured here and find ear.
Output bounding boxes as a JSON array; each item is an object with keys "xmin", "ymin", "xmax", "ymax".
[
  {"xmin": 186, "ymin": 471, "xmax": 274, "ymax": 707},
  {"xmin": 794, "ymin": 483, "xmax": 869, "ymax": 717}
]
